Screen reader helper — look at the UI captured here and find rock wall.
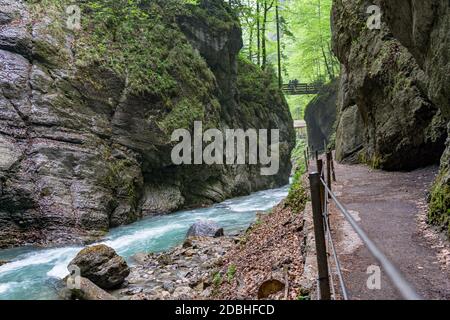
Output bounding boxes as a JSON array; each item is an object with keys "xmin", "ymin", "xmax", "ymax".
[
  {"xmin": 332, "ymin": 0, "xmax": 447, "ymax": 170},
  {"xmin": 332, "ymin": 0, "xmax": 450, "ymax": 234},
  {"xmin": 0, "ymin": 0, "xmax": 295, "ymax": 247},
  {"xmin": 304, "ymin": 79, "xmax": 338, "ymax": 153}
]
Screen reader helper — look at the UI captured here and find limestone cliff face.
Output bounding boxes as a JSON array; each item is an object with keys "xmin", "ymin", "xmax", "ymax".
[
  {"xmin": 0, "ymin": 0, "xmax": 295, "ymax": 248},
  {"xmin": 304, "ymin": 80, "xmax": 338, "ymax": 153},
  {"xmin": 379, "ymin": 0, "xmax": 450, "ymax": 237},
  {"xmin": 332, "ymin": 0, "xmax": 447, "ymax": 170},
  {"xmin": 332, "ymin": 0, "xmax": 450, "ymax": 235}
]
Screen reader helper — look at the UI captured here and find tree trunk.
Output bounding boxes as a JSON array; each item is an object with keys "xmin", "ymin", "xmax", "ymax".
[
  {"xmin": 262, "ymin": 0, "xmax": 274, "ymax": 69},
  {"xmin": 257, "ymin": 1, "xmax": 261, "ymax": 66},
  {"xmin": 249, "ymin": 24, "xmax": 254, "ymax": 61},
  {"xmin": 276, "ymin": 3, "xmax": 282, "ymax": 88}
]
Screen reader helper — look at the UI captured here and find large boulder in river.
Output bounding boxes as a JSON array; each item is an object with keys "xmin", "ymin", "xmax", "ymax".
[
  {"xmin": 186, "ymin": 220, "xmax": 224, "ymax": 238},
  {"xmin": 68, "ymin": 245, "xmax": 130, "ymax": 290}
]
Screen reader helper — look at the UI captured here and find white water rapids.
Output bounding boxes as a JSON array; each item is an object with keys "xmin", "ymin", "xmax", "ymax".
[{"xmin": 0, "ymin": 184, "xmax": 289, "ymax": 300}]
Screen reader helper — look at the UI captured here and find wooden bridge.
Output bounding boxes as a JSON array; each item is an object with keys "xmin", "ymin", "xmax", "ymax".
[{"xmin": 282, "ymin": 83, "xmax": 322, "ymax": 95}]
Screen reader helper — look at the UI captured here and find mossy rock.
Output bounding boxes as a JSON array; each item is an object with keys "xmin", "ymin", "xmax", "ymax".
[
  {"xmin": 429, "ymin": 177, "xmax": 450, "ymax": 238},
  {"xmin": 286, "ymin": 168, "xmax": 308, "ymax": 213}
]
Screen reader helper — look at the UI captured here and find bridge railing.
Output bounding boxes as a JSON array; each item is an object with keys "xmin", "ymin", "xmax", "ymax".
[
  {"xmin": 307, "ymin": 150, "xmax": 421, "ymax": 300},
  {"xmin": 281, "ymin": 83, "xmax": 322, "ymax": 95}
]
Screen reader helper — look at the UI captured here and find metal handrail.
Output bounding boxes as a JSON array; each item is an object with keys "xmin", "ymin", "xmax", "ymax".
[
  {"xmin": 322, "ymin": 181, "xmax": 349, "ymax": 300},
  {"xmin": 318, "ymin": 175, "xmax": 422, "ymax": 300}
]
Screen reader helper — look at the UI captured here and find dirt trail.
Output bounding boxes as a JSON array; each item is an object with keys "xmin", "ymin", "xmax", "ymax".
[{"xmin": 326, "ymin": 162, "xmax": 450, "ymax": 300}]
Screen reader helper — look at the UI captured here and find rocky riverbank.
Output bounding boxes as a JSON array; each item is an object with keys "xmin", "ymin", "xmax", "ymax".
[
  {"xmin": 63, "ymin": 173, "xmax": 313, "ymax": 301},
  {"xmin": 114, "ymin": 236, "xmax": 237, "ymax": 300},
  {"xmin": 62, "ymin": 233, "xmax": 242, "ymax": 300}
]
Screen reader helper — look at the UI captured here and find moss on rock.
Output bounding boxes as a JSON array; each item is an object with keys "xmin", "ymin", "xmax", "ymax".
[
  {"xmin": 429, "ymin": 181, "xmax": 450, "ymax": 237},
  {"xmin": 285, "ymin": 168, "xmax": 308, "ymax": 214},
  {"xmin": 429, "ymin": 139, "xmax": 450, "ymax": 238}
]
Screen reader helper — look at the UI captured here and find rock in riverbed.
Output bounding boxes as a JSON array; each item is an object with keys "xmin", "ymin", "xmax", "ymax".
[
  {"xmin": 0, "ymin": 260, "xmax": 9, "ymax": 267},
  {"xmin": 186, "ymin": 220, "xmax": 224, "ymax": 238},
  {"xmin": 117, "ymin": 237, "xmax": 236, "ymax": 300},
  {"xmin": 68, "ymin": 245, "xmax": 130, "ymax": 290},
  {"xmin": 68, "ymin": 277, "xmax": 117, "ymax": 300}
]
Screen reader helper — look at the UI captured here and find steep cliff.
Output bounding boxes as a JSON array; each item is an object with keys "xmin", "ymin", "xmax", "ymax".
[
  {"xmin": 332, "ymin": 0, "xmax": 450, "ymax": 235},
  {"xmin": 332, "ymin": 0, "xmax": 447, "ymax": 170},
  {"xmin": 0, "ymin": 0, "xmax": 295, "ymax": 247},
  {"xmin": 304, "ymin": 79, "xmax": 338, "ymax": 152},
  {"xmin": 378, "ymin": 0, "xmax": 450, "ymax": 238}
]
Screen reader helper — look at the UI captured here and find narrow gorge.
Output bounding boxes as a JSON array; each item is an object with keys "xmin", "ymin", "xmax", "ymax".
[
  {"xmin": 306, "ymin": 0, "xmax": 449, "ymax": 236},
  {"xmin": 0, "ymin": 0, "xmax": 295, "ymax": 248},
  {"xmin": 0, "ymin": 0, "xmax": 449, "ymax": 302}
]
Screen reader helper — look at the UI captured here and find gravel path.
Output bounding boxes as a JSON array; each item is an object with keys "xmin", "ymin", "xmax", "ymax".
[{"xmin": 326, "ymin": 162, "xmax": 450, "ymax": 300}]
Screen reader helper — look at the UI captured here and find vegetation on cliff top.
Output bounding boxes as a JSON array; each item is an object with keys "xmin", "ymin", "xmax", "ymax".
[
  {"xmin": 236, "ymin": 0, "xmax": 338, "ymax": 119},
  {"xmin": 26, "ymin": 0, "xmax": 223, "ymax": 134},
  {"xmin": 237, "ymin": 55, "xmax": 289, "ymax": 126},
  {"xmin": 77, "ymin": 0, "xmax": 221, "ymax": 133}
]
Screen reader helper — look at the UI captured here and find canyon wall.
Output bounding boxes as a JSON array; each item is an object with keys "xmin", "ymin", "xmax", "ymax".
[
  {"xmin": 0, "ymin": 0, "xmax": 295, "ymax": 247},
  {"xmin": 304, "ymin": 79, "xmax": 338, "ymax": 153},
  {"xmin": 332, "ymin": 0, "xmax": 449, "ymax": 234}
]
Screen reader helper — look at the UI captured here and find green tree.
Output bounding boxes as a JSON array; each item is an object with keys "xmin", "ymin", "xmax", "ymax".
[{"xmin": 237, "ymin": 0, "xmax": 338, "ymax": 119}]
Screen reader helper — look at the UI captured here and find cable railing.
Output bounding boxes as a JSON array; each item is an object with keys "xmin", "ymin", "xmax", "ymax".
[{"xmin": 306, "ymin": 149, "xmax": 421, "ymax": 300}]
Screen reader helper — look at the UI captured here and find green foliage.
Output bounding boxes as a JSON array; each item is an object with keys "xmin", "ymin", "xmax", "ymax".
[
  {"xmin": 213, "ymin": 272, "xmax": 223, "ymax": 287},
  {"xmin": 237, "ymin": 55, "xmax": 289, "ymax": 126},
  {"xmin": 296, "ymin": 288, "xmax": 311, "ymax": 300},
  {"xmin": 226, "ymin": 265, "xmax": 237, "ymax": 282},
  {"xmin": 98, "ymin": 150, "xmax": 138, "ymax": 206},
  {"xmin": 237, "ymin": 0, "xmax": 339, "ymax": 117},
  {"xmin": 429, "ymin": 180, "xmax": 450, "ymax": 238},
  {"xmin": 188, "ymin": 0, "xmax": 239, "ymax": 31},
  {"xmin": 254, "ymin": 218, "xmax": 263, "ymax": 227},
  {"xmin": 291, "ymin": 137, "xmax": 308, "ymax": 170},
  {"xmin": 286, "ymin": 164, "xmax": 308, "ymax": 213},
  {"xmin": 288, "ymin": 138, "xmax": 309, "ymax": 214},
  {"xmin": 57, "ymin": 0, "xmax": 223, "ymax": 135},
  {"xmin": 76, "ymin": 0, "xmax": 212, "ymax": 94}
]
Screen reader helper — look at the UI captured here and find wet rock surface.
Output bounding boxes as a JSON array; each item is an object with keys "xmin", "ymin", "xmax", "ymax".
[
  {"xmin": 186, "ymin": 220, "xmax": 224, "ymax": 238},
  {"xmin": 0, "ymin": 260, "xmax": 9, "ymax": 266},
  {"xmin": 68, "ymin": 245, "xmax": 130, "ymax": 290},
  {"xmin": 66, "ymin": 276, "xmax": 117, "ymax": 301}
]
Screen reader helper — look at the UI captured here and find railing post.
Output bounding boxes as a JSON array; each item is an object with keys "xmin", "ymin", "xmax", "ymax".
[
  {"xmin": 326, "ymin": 151, "xmax": 332, "ymax": 199},
  {"xmin": 316, "ymin": 159, "xmax": 324, "ymax": 214},
  {"xmin": 330, "ymin": 151, "xmax": 336, "ymax": 182},
  {"xmin": 309, "ymin": 172, "xmax": 331, "ymax": 300},
  {"xmin": 304, "ymin": 149, "xmax": 309, "ymax": 171}
]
